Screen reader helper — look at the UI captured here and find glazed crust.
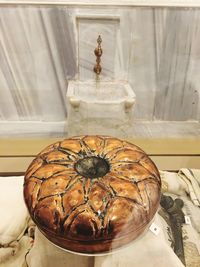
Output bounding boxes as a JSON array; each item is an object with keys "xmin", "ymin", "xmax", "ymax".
[{"xmin": 24, "ymin": 135, "xmax": 161, "ymax": 254}]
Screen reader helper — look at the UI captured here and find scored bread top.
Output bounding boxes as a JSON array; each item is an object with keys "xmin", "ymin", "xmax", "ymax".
[{"xmin": 24, "ymin": 135, "xmax": 161, "ymax": 247}]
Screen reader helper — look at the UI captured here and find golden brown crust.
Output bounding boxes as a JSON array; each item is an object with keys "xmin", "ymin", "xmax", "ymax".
[{"xmin": 24, "ymin": 135, "xmax": 161, "ymax": 254}]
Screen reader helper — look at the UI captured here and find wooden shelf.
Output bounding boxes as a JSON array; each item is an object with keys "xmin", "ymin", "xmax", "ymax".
[{"xmin": 0, "ymin": 137, "xmax": 200, "ymax": 173}]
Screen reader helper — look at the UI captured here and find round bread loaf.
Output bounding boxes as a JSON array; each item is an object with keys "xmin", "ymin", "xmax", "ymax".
[{"xmin": 24, "ymin": 135, "xmax": 161, "ymax": 254}]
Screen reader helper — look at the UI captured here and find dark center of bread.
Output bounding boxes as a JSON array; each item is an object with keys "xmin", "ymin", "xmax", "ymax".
[{"xmin": 75, "ymin": 156, "xmax": 110, "ymax": 178}]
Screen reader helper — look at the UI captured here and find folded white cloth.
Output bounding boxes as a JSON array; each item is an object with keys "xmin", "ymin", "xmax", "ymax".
[
  {"xmin": 160, "ymin": 169, "xmax": 200, "ymax": 206},
  {"xmin": 178, "ymin": 169, "xmax": 200, "ymax": 206},
  {"xmin": 26, "ymin": 228, "xmax": 94, "ymax": 267},
  {"xmin": 0, "ymin": 236, "xmax": 33, "ymax": 267},
  {"xmin": 0, "ymin": 176, "xmax": 29, "ymax": 245},
  {"xmin": 191, "ymin": 169, "xmax": 200, "ymax": 185},
  {"xmin": 0, "ymin": 176, "xmax": 31, "ymax": 266},
  {"xmin": 180, "ymin": 195, "xmax": 200, "ymax": 235},
  {"xmin": 160, "ymin": 170, "xmax": 187, "ymax": 195}
]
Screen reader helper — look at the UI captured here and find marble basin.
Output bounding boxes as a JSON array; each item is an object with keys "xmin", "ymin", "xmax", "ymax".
[{"xmin": 66, "ymin": 80, "xmax": 136, "ymax": 137}]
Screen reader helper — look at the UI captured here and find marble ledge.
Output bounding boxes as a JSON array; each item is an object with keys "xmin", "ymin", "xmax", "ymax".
[
  {"xmin": 0, "ymin": 120, "xmax": 199, "ymax": 138},
  {"xmin": 1, "ymin": 0, "xmax": 200, "ymax": 7}
]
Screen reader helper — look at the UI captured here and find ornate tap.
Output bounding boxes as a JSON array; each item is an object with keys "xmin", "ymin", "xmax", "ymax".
[{"xmin": 93, "ymin": 35, "xmax": 103, "ymax": 75}]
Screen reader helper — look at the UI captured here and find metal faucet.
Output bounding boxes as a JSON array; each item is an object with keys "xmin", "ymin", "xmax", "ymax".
[{"xmin": 93, "ymin": 35, "xmax": 103, "ymax": 75}]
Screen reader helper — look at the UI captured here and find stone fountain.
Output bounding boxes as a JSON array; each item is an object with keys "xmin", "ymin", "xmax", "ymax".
[{"xmin": 66, "ymin": 35, "xmax": 136, "ymax": 137}]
